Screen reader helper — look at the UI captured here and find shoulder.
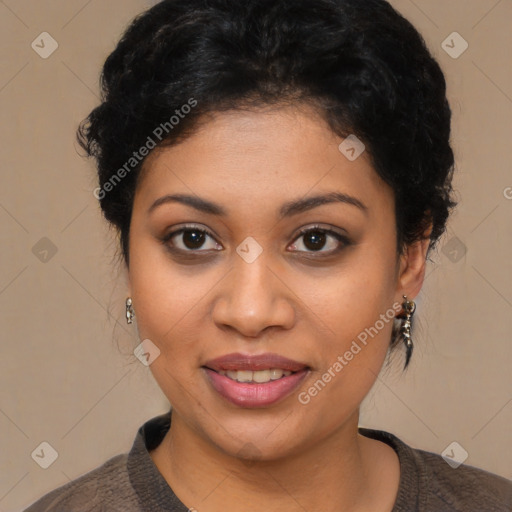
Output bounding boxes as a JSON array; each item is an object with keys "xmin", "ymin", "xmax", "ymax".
[
  {"xmin": 23, "ymin": 453, "xmax": 140, "ymax": 512},
  {"xmin": 359, "ymin": 427, "xmax": 512, "ymax": 512},
  {"xmin": 414, "ymin": 447, "xmax": 512, "ymax": 511}
]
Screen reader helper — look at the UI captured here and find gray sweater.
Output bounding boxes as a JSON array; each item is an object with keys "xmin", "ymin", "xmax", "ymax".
[{"xmin": 24, "ymin": 410, "xmax": 512, "ymax": 511}]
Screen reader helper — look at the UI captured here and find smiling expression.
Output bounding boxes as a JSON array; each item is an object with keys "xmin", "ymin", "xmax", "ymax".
[{"xmin": 127, "ymin": 103, "xmax": 420, "ymax": 459}]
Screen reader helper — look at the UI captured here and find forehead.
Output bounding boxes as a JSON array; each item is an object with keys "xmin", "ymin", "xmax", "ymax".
[{"xmin": 134, "ymin": 106, "xmax": 393, "ymax": 220}]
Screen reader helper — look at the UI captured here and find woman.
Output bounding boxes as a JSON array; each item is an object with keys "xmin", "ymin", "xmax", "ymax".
[{"xmin": 25, "ymin": 0, "xmax": 512, "ymax": 510}]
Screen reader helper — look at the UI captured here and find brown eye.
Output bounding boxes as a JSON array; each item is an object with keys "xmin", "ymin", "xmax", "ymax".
[
  {"xmin": 163, "ymin": 225, "xmax": 222, "ymax": 252},
  {"xmin": 302, "ymin": 231, "xmax": 327, "ymax": 251},
  {"xmin": 180, "ymin": 229, "xmax": 206, "ymax": 249},
  {"xmin": 290, "ymin": 226, "xmax": 350, "ymax": 255}
]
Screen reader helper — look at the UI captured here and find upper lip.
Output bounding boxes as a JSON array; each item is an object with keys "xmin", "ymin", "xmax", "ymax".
[{"xmin": 203, "ymin": 352, "xmax": 309, "ymax": 372}]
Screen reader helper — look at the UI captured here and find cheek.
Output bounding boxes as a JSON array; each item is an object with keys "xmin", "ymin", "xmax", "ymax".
[
  {"xmin": 295, "ymin": 271, "xmax": 398, "ymax": 436},
  {"xmin": 298, "ymin": 243, "xmax": 398, "ymax": 343},
  {"xmin": 129, "ymin": 222, "xmax": 202, "ymax": 314},
  {"xmin": 292, "ymin": 242, "xmax": 399, "ymax": 420},
  {"xmin": 128, "ymin": 257, "xmax": 212, "ymax": 403},
  {"xmin": 129, "ymin": 261, "xmax": 215, "ymax": 358}
]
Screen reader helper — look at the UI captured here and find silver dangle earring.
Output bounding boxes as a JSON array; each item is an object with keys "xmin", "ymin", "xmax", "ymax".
[
  {"xmin": 398, "ymin": 295, "xmax": 416, "ymax": 368},
  {"xmin": 126, "ymin": 297, "xmax": 135, "ymax": 324}
]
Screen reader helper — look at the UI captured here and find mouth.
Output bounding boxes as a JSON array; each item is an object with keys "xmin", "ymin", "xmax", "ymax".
[{"xmin": 201, "ymin": 352, "xmax": 310, "ymax": 408}]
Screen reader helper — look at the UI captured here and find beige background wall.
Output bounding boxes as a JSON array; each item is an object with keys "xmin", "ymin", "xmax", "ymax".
[{"xmin": 1, "ymin": 0, "xmax": 511, "ymax": 509}]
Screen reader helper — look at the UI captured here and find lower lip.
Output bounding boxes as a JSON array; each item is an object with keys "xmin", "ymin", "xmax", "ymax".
[{"xmin": 203, "ymin": 367, "xmax": 309, "ymax": 408}]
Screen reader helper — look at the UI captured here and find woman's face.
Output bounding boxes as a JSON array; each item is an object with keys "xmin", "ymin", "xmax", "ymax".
[{"xmin": 128, "ymin": 105, "xmax": 424, "ymax": 460}]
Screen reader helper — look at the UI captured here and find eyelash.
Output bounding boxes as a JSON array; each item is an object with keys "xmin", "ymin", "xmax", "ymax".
[{"xmin": 161, "ymin": 223, "xmax": 351, "ymax": 257}]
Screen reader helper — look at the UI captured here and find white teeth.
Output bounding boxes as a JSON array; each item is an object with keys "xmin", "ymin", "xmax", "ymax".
[
  {"xmin": 269, "ymin": 369, "xmax": 285, "ymax": 380},
  {"xmin": 218, "ymin": 368, "xmax": 293, "ymax": 383},
  {"xmin": 253, "ymin": 370, "xmax": 271, "ymax": 383},
  {"xmin": 231, "ymin": 370, "xmax": 252, "ymax": 382}
]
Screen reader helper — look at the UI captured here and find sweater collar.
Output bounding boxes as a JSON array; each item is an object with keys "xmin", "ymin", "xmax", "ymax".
[{"xmin": 127, "ymin": 409, "xmax": 426, "ymax": 511}]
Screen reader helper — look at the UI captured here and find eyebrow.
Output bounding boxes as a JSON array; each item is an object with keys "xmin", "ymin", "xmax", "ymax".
[{"xmin": 147, "ymin": 192, "xmax": 368, "ymax": 218}]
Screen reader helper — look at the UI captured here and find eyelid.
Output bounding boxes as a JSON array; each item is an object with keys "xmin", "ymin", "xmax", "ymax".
[{"xmin": 293, "ymin": 223, "xmax": 349, "ymax": 240}]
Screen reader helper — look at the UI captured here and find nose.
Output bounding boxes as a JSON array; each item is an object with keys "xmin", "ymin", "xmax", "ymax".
[{"xmin": 211, "ymin": 251, "xmax": 296, "ymax": 338}]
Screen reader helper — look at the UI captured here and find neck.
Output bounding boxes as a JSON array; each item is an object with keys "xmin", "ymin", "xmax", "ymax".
[{"xmin": 150, "ymin": 410, "xmax": 400, "ymax": 512}]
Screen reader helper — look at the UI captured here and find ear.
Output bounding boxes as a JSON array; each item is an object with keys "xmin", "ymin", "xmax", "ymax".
[{"xmin": 395, "ymin": 226, "xmax": 432, "ymax": 302}]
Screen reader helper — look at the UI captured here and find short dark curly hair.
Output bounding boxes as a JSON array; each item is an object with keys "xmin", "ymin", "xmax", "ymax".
[{"xmin": 77, "ymin": 0, "xmax": 456, "ymax": 365}]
